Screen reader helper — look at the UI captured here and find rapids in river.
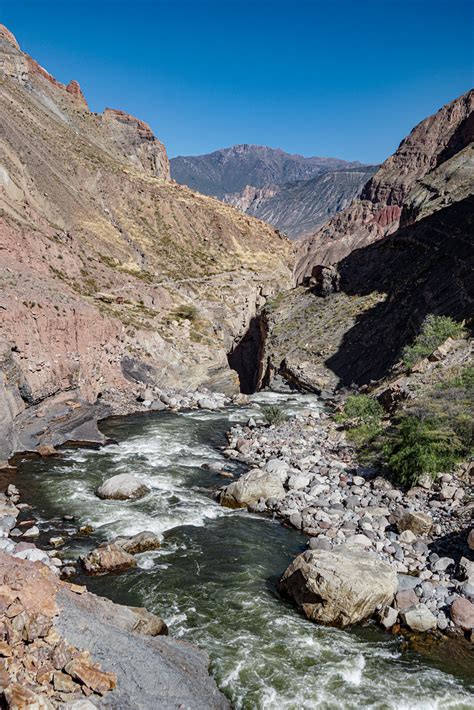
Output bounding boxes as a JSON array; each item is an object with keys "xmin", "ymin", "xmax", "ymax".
[{"xmin": 15, "ymin": 393, "xmax": 474, "ymax": 709}]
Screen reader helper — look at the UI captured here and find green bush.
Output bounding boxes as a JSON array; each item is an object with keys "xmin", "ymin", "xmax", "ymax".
[
  {"xmin": 402, "ymin": 315, "xmax": 466, "ymax": 369},
  {"xmin": 382, "ymin": 415, "xmax": 465, "ymax": 487},
  {"xmin": 261, "ymin": 404, "xmax": 288, "ymax": 426},
  {"xmin": 334, "ymin": 394, "xmax": 383, "ymax": 457},
  {"xmin": 338, "ymin": 394, "xmax": 383, "ymax": 424}
]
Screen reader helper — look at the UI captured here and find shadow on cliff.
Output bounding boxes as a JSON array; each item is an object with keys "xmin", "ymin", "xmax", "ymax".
[
  {"xmin": 227, "ymin": 316, "xmax": 263, "ymax": 394},
  {"xmin": 322, "ymin": 195, "xmax": 474, "ymax": 387}
]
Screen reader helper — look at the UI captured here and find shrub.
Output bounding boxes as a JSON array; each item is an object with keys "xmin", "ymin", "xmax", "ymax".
[
  {"xmin": 382, "ymin": 415, "xmax": 465, "ymax": 487},
  {"xmin": 334, "ymin": 394, "xmax": 383, "ymax": 457},
  {"xmin": 401, "ymin": 315, "xmax": 466, "ymax": 370},
  {"xmin": 338, "ymin": 394, "xmax": 383, "ymax": 424},
  {"xmin": 261, "ymin": 404, "xmax": 288, "ymax": 426},
  {"xmin": 171, "ymin": 304, "xmax": 199, "ymax": 322}
]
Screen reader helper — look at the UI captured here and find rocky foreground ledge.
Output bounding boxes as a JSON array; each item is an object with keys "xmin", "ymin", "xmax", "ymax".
[
  {"xmin": 0, "ymin": 493, "xmax": 229, "ymax": 708},
  {"xmin": 218, "ymin": 408, "xmax": 474, "ymax": 638}
]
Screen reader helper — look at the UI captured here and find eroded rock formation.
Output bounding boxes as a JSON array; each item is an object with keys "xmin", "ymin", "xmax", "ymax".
[{"xmin": 0, "ymin": 25, "xmax": 292, "ymax": 465}]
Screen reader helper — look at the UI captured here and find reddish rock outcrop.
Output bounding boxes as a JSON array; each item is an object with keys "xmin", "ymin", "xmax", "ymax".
[
  {"xmin": 0, "ymin": 24, "xmax": 292, "ymax": 465},
  {"xmin": 295, "ymin": 90, "xmax": 474, "ymax": 282}
]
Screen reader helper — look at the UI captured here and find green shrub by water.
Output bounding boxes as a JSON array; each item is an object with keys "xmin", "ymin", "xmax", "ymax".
[
  {"xmin": 381, "ymin": 415, "xmax": 466, "ymax": 487},
  {"xmin": 262, "ymin": 404, "xmax": 288, "ymax": 426},
  {"xmin": 402, "ymin": 315, "xmax": 466, "ymax": 370}
]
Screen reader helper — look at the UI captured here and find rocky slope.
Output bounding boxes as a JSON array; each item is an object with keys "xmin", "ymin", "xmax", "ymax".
[
  {"xmin": 0, "ymin": 25, "xmax": 293, "ymax": 466},
  {"xmin": 222, "ymin": 165, "xmax": 377, "ymax": 238},
  {"xmin": 170, "ymin": 144, "xmax": 363, "ymax": 198},
  {"xmin": 295, "ymin": 90, "xmax": 474, "ymax": 279},
  {"xmin": 260, "ymin": 91, "xmax": 474, "ymax": 392}
]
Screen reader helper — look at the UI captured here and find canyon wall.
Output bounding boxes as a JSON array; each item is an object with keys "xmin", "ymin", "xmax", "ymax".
[{"xmin": 0, "ymin": 26, "xmax": 292, "ymax": 464}]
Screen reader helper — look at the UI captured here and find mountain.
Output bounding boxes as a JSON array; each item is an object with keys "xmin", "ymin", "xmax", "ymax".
[
  {"xmin": 170, "ymin": 144, "xmax": 363, "ymax": 199},
  {"xmin": 258, "ymin": 90, "xmax": 474, "ymax": 393},
  {"xmin": 0, "ymin": 25, "xmax": 292, "ymax": 464},
  {"xmin": 295, "ymin": 90, "xmax": 474, "ymax": 280},
  {"xmin": 222, "ymin": 165, "xmax": 377, "ymax": 238}
]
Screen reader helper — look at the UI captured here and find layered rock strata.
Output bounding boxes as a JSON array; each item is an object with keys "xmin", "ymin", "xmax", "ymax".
[{"xmin": 0, "ymin": 25, "xmax": 292, "ymax": 465}]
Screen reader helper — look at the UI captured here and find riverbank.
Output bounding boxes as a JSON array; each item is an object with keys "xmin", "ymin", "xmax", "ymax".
[
  {"xmin": 1, "ymin": 393, "xmax": 473, "ymax": 708},
  {"xmin": 218, "ymin": 404, "xmax": 474, "ymax": 640}
]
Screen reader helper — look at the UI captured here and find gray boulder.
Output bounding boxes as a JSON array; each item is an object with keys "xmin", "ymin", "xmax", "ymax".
[
  {"xmin": 400, "ymin": 603, "xmax": 437, "ymax": 632},
  {"xmin": 219, "ymin": 468, "xmax": 286, "ymax": 509},
  {"xmin": 96, "ymin": 474, "xmax": 150, "ymax": 501},
  {"xmin": 278, "ymin": 546, "xmax": 397, "ymax": 628}
]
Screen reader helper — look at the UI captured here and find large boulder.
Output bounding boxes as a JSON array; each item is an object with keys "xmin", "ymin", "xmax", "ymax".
[
  {"xmin": 278, "ymin": 546, "xmax": 397, "ymax": 628},
  {"xmin": 219, "ymin": 467, "xmax": 286, "ymax": 509},
  {"xmin": 96, "ymin": 474, "xmax": 150, "ymax": 501},
  {"xmin": 81, "ymin": 543, "xmax": 137, "ymax": 574}
]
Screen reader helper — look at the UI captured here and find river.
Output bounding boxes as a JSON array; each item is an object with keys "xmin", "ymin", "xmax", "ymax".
[{"xmin": 15, "ymin": 393, "xmax": 474, "ymax": 709}]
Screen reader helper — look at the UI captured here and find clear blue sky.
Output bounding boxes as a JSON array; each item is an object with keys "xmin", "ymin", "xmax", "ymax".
[{"xmin": 2, "ymin": 0, "xmax": 473, "ymax": 162}]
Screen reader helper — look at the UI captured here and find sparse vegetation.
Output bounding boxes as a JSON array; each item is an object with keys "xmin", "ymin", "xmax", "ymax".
[
  {"xmin": 262, "ymin": 404, "xmax": 288, "ymax": 426},
  {"xmin": 401, "ymin": 315, "xmax": 466, "ymax": 370},
  {"xmin": 335, "ymin": 394, "xmax": 383, "ymax": 453},
  {"xmin": 170, "ymin": 304, "xmax": 199, "ymax": 322}
]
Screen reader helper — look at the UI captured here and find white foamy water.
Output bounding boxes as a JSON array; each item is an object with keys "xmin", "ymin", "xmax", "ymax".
[{"xmin": 17, "ymin": 394, "xmax": 474, "ymax": 709}]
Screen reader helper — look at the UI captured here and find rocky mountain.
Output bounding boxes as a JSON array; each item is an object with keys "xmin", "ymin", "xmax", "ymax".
[
  {"xmin": 258, "ymin": 90, "xmax": 474, "ymax": 392},
  {"xmin": 0, "ymin": 25, "xmax": 292, "ymax": 465},
  {"xmin": 295, "ymin": 90, "xmax": 474, "ymax": 280},
  {"xmin": 222, "ymin": 165, "xmax": 377, "ymax": 238},
  {"xmin": 170, "ymin": 144, "xmax": 363, "ymax": 198}
]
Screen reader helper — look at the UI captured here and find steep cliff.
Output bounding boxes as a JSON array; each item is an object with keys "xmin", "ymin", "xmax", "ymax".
[
  {"xmin": 260, "ymin": 92, "xmax": 474, "ymax": 392},
  {"xmin": 0, "ymin": 26, "xmax": 292, "ymax": 465}
]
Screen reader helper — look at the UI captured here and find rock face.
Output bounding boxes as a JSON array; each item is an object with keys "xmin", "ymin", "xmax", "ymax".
[
  {"xmin": 278, "ymin": 546, "xmax": 397, "ymax": 628},
  {"xmin": 0, "ymin": 25, "xmax": 292, "ymax": 465},
  {"xmin": 260, "ymin": 91, "xmax": 474, "ymax": 392},
  {"xmin": 96, "ymin": 474, "xmax": 151, "ymax": 501},
  {"xmin": 219, "ymin": 467, "xmax": 286, "ymax": 508},
  {"xmin": 295, "ymin": 90, "xmax": 474, "ymax": 279},
  {"xmin": 223, "ymin": 165, "xmax": 377, "ymax": 238},
  {"xmin": 0, "ymin": 551, "xmax": 229, "ymax": 708}
]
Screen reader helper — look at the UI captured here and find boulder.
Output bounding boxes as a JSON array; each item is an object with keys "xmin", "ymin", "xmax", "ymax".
[
  {"xmin": 113, "ymin": 531, "xmax": 161, "ymax": 554},
  {"xmin": 81, "ymin": 543, "xmax": 137, "ymax": 574},
  {"xmin": 219, "ymin": 468, "xmax": 286, "ymax": 509},
  {"xmin": 377, "ymin": 605, "xmax": 398, "ymax": 630},
  {"xmin": 278, "ymin": 547, "xmax": 397, "ymax": 628},
  {"xmin": 450, "ymin": 597, "xmax": 474, "ymax": 631},
  {"xmin": 395, "ymin": 588, "xmax": 418, "ymax": 610},
  {"xmin": 96, "ymin": 474, "xmax": 150, "ymax": 501},
  {"xmin": 400, "ymin": 603, "xmax": 437, "ymax": 632},
  {"xmin": 468, "ymin": 529, "xmax": 474, "ymax": 551},
  {"xmin": 396, "ymin": 511, "xmax": 432, "ymax": 536}
]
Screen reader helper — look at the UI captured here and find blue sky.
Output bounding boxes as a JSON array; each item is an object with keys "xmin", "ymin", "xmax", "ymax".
[{"xmin": 2, "ymin": 0, "xmax": 473, "ymax": 162}]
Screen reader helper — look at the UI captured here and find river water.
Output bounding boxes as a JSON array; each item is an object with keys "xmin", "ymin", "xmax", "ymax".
[{"xmin": 15, "ymin": 393, "xmax": 474, "ymax": 709}]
